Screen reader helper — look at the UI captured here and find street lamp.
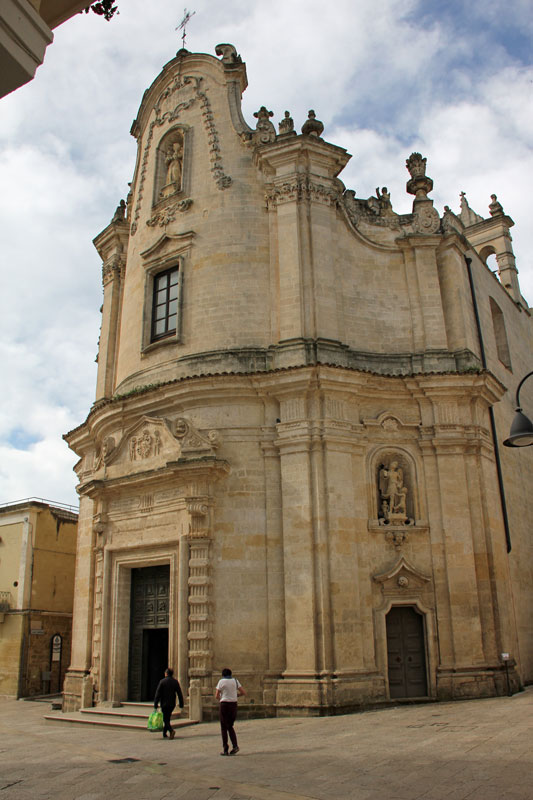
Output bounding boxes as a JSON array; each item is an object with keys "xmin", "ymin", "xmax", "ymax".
[{"xmin": 503, "ymin": 370, "xmax": 533, "ymax": 447}]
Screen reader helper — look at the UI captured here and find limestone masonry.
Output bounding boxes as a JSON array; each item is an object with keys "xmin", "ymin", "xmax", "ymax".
[{"xmin": 63, "ymin": 44, "xmax": 533, "ymax": 716}]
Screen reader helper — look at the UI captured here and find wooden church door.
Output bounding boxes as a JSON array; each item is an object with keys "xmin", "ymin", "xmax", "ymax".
[{"xmin": 386, "ymin": 606, "xmax": 428, "ymax": 699}]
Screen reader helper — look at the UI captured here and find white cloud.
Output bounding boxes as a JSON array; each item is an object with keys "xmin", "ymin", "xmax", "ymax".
[{"xmin": 0, "ymin": 0, "xmax": 531, "ymax": 505}]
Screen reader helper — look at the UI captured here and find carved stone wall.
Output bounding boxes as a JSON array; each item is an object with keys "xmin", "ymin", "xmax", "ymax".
[{"xmin": 65, "ymin": 45, "xmax": 533, "ymax": 717}]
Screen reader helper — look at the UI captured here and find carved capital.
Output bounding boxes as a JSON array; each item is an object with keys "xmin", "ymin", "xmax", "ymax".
[
  {"xmin": 102, "ymin": 256, "xmax": 124, "ymax": 287},
  {"xmin": 186, "ymin": 499, "xmax": 209, "ymax": 518},
  {"xmin": 265, "ymin": 177, "xmax": 340, "ymax": 209},
  {"xmin": 185, "ymin": 497, "xmax": 210, "ymax": 540}
]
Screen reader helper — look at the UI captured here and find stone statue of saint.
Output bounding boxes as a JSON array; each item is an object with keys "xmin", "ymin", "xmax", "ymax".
[
  {"xmin": 379, "ymin": 461, "xmax": 408, "ymax": 520},
  {"xmin": 376, "ymin": 187, "xmax": 393, "ymax": 215},
  {"xmin": 165, "ymin": 141, "xmax": 183, "ymax": 188}
]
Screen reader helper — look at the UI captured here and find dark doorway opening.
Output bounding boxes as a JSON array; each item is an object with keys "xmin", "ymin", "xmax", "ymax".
[
  {"xmin": 386, "ymin": 605, "xmax": 428, "ymax": 699},
  {"xmin": 142, "ymin": 628, "xmax": 169, "ymax": 701},
  {"xmin": 128, "ymin": 564, "xmax": 170, "ymax": 701}
]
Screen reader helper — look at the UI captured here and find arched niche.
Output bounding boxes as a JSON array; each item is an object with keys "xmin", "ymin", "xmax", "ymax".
[
  {"xmin": 370, "ymin": 448, "xmax": 420, "ymax": 526},
  {"xmin": 153, "ymin": 126, "xmax": 190, "ymax": 205}
]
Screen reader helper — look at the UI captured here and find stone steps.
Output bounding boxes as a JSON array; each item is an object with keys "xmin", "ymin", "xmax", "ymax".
[{"xmin": 44, "ymin": 701, "xmax": 198, "ymax": 732}]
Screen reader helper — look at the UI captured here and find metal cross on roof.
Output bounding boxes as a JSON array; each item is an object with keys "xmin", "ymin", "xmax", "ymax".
[{"xmin": 176, "ymin": 8, "xmax": 196, "ymax": 49}]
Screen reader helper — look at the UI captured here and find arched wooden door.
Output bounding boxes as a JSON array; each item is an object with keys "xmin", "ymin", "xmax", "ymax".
[{"xmin": 386, "ymin": 606, "xmax": 428, "ymax": 698}]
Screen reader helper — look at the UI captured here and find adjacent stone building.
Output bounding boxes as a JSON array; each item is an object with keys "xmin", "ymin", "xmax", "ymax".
[
  {"xmin": 63, "ymin": 45, "xmax": 533, "ymax": 716},
  {"xmin": 0, "ymin": 499, "xmax": 77, "ymax": 697}
]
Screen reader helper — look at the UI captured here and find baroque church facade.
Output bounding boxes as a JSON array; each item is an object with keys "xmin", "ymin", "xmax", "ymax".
[{"xmin": 63, "ymin": 44, "xmax": 533, "ymax": 715}]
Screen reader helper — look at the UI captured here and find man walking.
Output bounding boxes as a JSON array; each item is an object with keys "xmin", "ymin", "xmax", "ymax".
[
  {"xmin": 154, "ymin": 668, "xmax": 184, "ymax": 739},
  {"xmin": 215, "ymin": 667, "xmax": 245, "ymax": 755}
]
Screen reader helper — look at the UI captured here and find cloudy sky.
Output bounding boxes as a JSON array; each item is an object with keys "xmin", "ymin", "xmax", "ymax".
[{"xmin": 0, "ymin": 0, "xmax": 532, "ymax": 506}]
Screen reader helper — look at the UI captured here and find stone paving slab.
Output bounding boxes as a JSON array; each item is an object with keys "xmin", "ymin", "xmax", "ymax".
[{"xmin": 0, "ymin": 688, "xmax": 532, "ymax": 799}]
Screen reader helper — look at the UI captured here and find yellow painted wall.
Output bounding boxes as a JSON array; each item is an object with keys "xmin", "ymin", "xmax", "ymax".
[
  {"xmin": 0, "ymin": 613, "xmax": 23, "ymax": 697},
  {"xmin": 0, "ymin": 521, "xmax": 22, "ymax": 597},
  {"xmin": 31, "ymin": 509, "xmax": 77, "ymax": 612}
]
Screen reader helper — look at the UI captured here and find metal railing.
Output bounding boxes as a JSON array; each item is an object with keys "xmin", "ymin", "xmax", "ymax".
[{"xmin": 0, "ymin": 497, "xmax": 79, "ymax": 514}]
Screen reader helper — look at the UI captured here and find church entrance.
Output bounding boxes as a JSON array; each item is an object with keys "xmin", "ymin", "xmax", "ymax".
[
  {"xmin": 128, "ymin": 565, "xmax": 170, "ymax": 701},
  {"xmin": 386, "ymin": 606, "xmax": 428, "ymax": 699}
]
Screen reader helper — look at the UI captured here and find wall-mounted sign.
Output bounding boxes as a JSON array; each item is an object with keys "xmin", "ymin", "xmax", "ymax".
[{"xmin": 52, "ymin": 634, "xmax": 62, "ymax": 662}]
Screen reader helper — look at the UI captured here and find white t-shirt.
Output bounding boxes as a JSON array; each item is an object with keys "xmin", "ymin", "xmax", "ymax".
[{"xmin": 216, "ymin": 677, "xmax": 241, "ymax": 702}]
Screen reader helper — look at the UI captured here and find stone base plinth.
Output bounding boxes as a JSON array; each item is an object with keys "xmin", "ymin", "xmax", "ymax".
[
  {"xmin": 62, "ymin": 669, "xmax": 92, "ymax": 712},
  {"xmin": 436, "ymin": 666, "xmax": 521, "ymax": 700}
]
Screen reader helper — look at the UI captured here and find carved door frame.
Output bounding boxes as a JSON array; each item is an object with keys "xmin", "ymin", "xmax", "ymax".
[
  {"xmin": 374, "ymin": 596, "xmax": 436, "ymax": 700},
  {"xmin": 103, "ymin": 546, "xmax": 180, "ymax": 704}
]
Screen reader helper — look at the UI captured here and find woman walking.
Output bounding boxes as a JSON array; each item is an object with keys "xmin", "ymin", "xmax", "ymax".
[{"xmin": 215, "ymin": 668, "xmax": 245, "ymax": 755}]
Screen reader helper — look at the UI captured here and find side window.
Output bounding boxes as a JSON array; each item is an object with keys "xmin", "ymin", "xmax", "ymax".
[
  {"xmin": 151, "ymin": 267, "xmax": 179, "ymax": 342},
  {"xmin": 489, "ymin": 297, "xmax": 512, "ymax": 370}
]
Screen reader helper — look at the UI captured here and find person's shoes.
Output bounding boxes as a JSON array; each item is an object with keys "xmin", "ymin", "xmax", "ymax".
[
  {"xmin": 169, "ymin": 729, "xmax": 175, "ymax": 739},
  {"xmin": 220, "ymin": 751, "xmax": 229, "ymax": 756},
  {"xmin": 229, "ymin": 747, "xmax": 240, "ymax": 755},
  {"xmin": 162, "ymin": 734, "xmax": 168, "ymax": 738}
]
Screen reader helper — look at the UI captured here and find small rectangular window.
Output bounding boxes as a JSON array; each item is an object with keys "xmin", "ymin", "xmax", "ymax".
[{"xmin": 151, "ymin": 267, "xmax": 179, "ymax": 341}]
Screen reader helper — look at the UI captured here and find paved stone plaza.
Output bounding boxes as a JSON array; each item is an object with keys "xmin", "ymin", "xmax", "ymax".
[{"xmin": 0, "ymin": 688, "xmax": 531, "ymax": 799}]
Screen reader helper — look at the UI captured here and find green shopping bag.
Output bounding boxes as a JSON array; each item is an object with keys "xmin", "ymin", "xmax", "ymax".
[{"xmin": 147, "ymin": 709, "xmax": 164, "ymax": 732}]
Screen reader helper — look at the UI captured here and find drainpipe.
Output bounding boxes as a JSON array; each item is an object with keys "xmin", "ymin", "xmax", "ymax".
[{"xmin": 464, "ymin": 256, "xmax": 512, "ymax": 552}]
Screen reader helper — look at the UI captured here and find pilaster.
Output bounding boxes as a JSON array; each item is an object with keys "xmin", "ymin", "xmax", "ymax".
[
  {"xmin": 93, "ymin": 218, "xmax": 129, "ymax": 400},
  {"xmin": 256, "ymin": 135, "xmax": 350, "ymax": 345}
]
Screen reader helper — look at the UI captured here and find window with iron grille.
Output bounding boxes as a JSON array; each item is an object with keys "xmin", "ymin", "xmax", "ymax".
[{"xmin": 151, "ymin": 267, "xmax": 179, "ymax": 341}]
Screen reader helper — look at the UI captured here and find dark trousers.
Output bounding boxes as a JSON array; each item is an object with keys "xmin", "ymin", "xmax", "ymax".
[
  {"xmin": 161, "ymin": 704, "xmax": 174, "ymax": 736},
  {"xmin": 219, "ymin": 701, "xmax": 238, "ymax": 750}
]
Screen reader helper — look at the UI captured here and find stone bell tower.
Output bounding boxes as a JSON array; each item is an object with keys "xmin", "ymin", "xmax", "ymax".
[{"xmin": 63, "ymin": 44, "xmax": 532, "ymax": 715}]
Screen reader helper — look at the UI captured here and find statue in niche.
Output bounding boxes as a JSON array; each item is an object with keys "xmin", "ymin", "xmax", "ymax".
[
  {"xmin": 160, "ymin": 135, "xmax": 184, "ymax": 198},
  {"xmin": 379, "ymin": 460, "xmax": 409, "ymax": 524},
  {"xmin": 165, "ymin": 141, "xmax": 183, "ymax": 186}
]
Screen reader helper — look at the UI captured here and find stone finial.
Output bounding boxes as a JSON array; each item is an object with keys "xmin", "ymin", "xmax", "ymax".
[
  {"xmin": 489, "ymin": 193, "xmax": 504, "ymax": 217},
  {"xmin": 215, "ymin": 43, "xmax": 242, "ymax": 65},
  {"xmin": 406, "ymin": 152, "xmax": 426, "ymax": 179},
  {"xmin": 278, "ymin": 110, "xmax": 295, "ymax": 135},
  {"xmin": 301, "ymin": 110, "xmax": 324, "ymax": 138},
  {"xmin": 406, "ymin": 152, "xmax": 433, "ymax": 199},
  {"xmin": 253, "ymin": 106, "xmax": 276, "ymax": 145}
]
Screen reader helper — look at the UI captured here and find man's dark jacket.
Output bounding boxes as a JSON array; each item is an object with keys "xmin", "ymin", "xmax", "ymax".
[{"xmin": 154, "ymin": 676, "xmax": 184, "ymax": 710}]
